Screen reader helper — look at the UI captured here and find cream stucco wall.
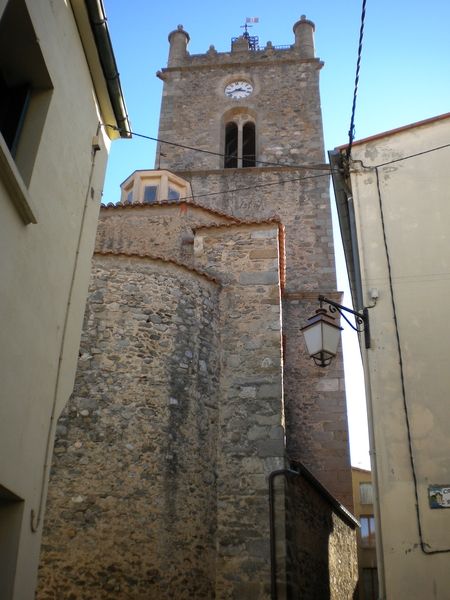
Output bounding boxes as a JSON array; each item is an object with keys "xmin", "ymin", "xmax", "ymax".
[
  {"xmin": 0, "ymin": 1, "xmax": 126, "ymax": 598},
  {"xmin": 342, "ymin": 115, "xmax": 450, "ymax": 599}
]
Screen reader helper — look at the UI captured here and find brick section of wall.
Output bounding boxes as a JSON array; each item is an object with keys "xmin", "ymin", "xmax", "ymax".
[
  {"xmin": 286, "ymin": 472, "xmax": 358, "ymax": 599},
  {"xmin": 193, "ymin": 223, "xmax": 286, "ymax": 599},
  {"xmin": 38, "ymin": 256, "xmax": 220, "ymax": 599}
]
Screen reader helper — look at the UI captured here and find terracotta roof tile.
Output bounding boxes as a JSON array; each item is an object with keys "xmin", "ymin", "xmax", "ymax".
[
  {"xmin": 97, "ymin": 205, "xmax": 287, "ymax": 290},
  {"xmin": 100, "ymin": 199, "xmax": 239, "ymax": 222},
  {"xmin": 94, "ymin": 250, "xmax": 221, "ymax": 285},
  {"xmin": 192, "ymin": 216, "xmax": 282, "ymax": 230}
]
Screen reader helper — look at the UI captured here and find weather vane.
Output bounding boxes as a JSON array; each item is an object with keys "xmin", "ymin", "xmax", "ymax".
[{"xmin": 232, "ymin": 17, "xmax": 260, "ymax": 50}]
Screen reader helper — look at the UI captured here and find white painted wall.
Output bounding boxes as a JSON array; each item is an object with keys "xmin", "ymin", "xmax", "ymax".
[
  {"xmin": 0, "ymin": 1, "xmax": 123, "ymax": 597},
  {"xmin": 345, "ymin": 115, "xmax": 450, "ymax": 599}
]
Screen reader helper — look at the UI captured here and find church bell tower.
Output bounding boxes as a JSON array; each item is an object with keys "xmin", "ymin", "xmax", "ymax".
[
  {"xmin": 38, "ymin": 16, "xmax": 355, "ymax": 600},
  {"xmin": 156, "ymin": 16, "xmax": 353, "ymax": 508}
]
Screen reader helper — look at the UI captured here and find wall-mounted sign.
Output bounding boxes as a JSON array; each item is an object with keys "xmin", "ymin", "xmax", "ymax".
[{"xmin": 428, "ymin": 485, "xmax": 450, "ymax": 509}]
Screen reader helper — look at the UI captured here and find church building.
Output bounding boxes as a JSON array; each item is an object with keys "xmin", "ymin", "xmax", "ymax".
[{"xmin": 38, "ymin": 17, "xmax": 356, "ymax": 599}]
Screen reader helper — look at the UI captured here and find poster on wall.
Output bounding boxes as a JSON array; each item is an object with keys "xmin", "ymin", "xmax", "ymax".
[{"xmin": 428, "ymin": 485, "xmax": 450, "ymax": 509}]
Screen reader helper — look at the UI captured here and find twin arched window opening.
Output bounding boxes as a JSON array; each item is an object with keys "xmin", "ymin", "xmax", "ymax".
[{"xmin": 224, "ymin": 121, "xmax": 256, "ymax": 168}]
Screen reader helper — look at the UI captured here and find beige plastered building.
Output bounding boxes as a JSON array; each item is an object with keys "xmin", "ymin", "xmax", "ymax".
[
  {"xmin": 331, "ymin": 113, "xmax": 450, "ymax": 599},
  {"xmin": 0, "ymin": 0, "xmax": 129, "ymax": 598}
]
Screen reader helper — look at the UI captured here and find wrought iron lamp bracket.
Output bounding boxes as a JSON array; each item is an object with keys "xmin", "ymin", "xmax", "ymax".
[{"xmin": 318, "ymin": 295, "xmax": 371, "ymax": 349}]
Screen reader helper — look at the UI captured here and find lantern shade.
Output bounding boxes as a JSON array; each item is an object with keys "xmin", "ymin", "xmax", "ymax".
[{"xmin": 301, "ymin": 308, "xmax": 343, "ymax": 367}]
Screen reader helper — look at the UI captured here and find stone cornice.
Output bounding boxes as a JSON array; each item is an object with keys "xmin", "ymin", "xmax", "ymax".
[
  {"xmin": 174, "ymin": 164, "xmax": 330, "ymax": 178},
  {"xmin": 159, "ymin": 57, "xmax": 323, "ymax": 75}
]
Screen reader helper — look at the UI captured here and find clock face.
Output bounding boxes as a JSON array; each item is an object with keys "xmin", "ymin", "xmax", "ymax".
[{"xmin": 224, "ymin": 80, "xmax": 253, "ymax": 99}]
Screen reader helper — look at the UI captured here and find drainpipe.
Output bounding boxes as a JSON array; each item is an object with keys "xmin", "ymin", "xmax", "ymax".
[{"xmin": 84, "ymin": 0, "xmax": 131, "ymax": 137}]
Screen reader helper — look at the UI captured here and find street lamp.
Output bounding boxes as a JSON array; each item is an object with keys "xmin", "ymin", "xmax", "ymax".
[{"xmin": 301, "ymin": 295, "xmax": 371, "ymax": 367}]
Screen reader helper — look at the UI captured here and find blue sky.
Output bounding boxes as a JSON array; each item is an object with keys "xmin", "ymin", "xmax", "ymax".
[
  {"xmin": 102, "ymin": 0, "xmax": 450, "ymax": 202},
  {"xmin": 102, "ymin": 0, "xmax": 450, "ymax": 467}
]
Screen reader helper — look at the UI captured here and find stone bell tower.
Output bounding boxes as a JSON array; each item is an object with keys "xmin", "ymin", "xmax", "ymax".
[{"xmin": 156, "ymin": 17, "xmax": 353, "ymax": 507}]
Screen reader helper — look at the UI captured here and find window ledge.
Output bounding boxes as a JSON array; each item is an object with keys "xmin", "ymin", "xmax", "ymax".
[{"xmin": 0, "ymin": 135, "xmax": 37, "ymax": 224}]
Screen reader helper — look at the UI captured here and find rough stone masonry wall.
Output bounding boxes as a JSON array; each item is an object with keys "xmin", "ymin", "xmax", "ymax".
[
  {"xmin": 94, "ymin": 180, "xmax": 351, "ymax": 509},
  {"xmin": 181, "ymin": 167, "xmax": 335, "ymax": 292},
  {"xmin": 38, "ymin": 255, "xmax": 220, "ymax": 600},
  {"xmin": 157, "ymin": 52, "xmax": 324, "ymax": 170},
  {"xmin": 283, "ymin": 296, "xmax": 352, "ymax": 509},
  {"xmin": 96, "ymin": 203, "xmax": 235, "ymax": 267},
  {"xmin": 193, "ymin": 223, "xmax": 286, "ymax": 600},
  {"xmin": 182, "ymin": 168, "xmax": 352, "ymax": 509},
  {"xmin": 286, "ymin": 472, "xmax": 358, "ymax": 599},
  {"xmin": 155, "ymin": 33, "xmax": 352, "ymax": 509}
]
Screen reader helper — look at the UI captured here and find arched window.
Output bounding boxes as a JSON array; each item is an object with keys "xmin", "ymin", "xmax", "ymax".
[
  {"xmin": 242, "ymin": 122, "xmax": 256, "ymax": 167},
  {"xmin": 224, "ymin": 122, "xmax": 238, "ymax": 168},
  {"xmin": 223, "ymin": 117, "xmax": 256, "ymax": 169}
]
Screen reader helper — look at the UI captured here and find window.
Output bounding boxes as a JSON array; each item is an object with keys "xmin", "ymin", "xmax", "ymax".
[
  {"xmin": 360, "ymin": 482, "xmax": 373, "ymax": 504},
  {"xmin": 0, "ymin": 73, "xmax": 31, "ymax": 156},
  {"xmin": 168, "ymin": 186, "xmax": 180, "ymax": 201},
  {"xmin": 0, "ymin": 0, "xmax": 53, "ymax": 185},
  {"xmin": 125, "ymin": 190, "xmax": 133, "ymax": 204},
  {"xmin": 144, "ymin": 185, "xmax": 158, "ymax": 203},
  {"xmin": 224, "ymin": 119, "xmax": 255, "ymax": 169},
  {"xmin": 362, "ymin": 568, "xmax": 378, "ymax": 600},
  {"xmin": 0, "ymin": 485, "xmax": 24, "ymax": 599},
  {"xmin": 242, "ymin": 121, "xmax": 256, "ymax": 167},
  {"xmin": 360, "ymin": 515, "xmax": 376, "ymax": 547},
  {"xmin": 224, "ymin": 122, "xmax": 238, "ymax": 168}
]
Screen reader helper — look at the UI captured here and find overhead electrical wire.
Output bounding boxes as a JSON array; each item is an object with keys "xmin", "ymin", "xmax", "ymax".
[
  {"xmin": 343, "ymin": 0, "xmax": 450, "ymax": 553},
  {"xmin": 103, "ymin": 123, "xmax": 450, "ymax": 206},
  {"xmin": 346, "ymin": 0, "xmax": 367, "ymax": 159},
  {"xmin": 104, "ymin": 123, "xmax": 332, "ymax": 171},
  {"xmin": 103, "ymin": 122, "xmax": 334, "ymax": 204},
  {"xmin": 365, "ymin": 142, "xmax": 450, "ymax": 169},
  {"xmin": 105, "ymin": 69, "xmax": 450, "ymax": 556},
  {"xmin": 104, "ymin": 170, "xmax": 333, "ymax": 207},
  {"xmin": 102, "ymin": 3, "xmax": 450, "ymax": 558},
  {"xmin": 164, "ymin": 171, "xmax": 332, "ymax": 204}
]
